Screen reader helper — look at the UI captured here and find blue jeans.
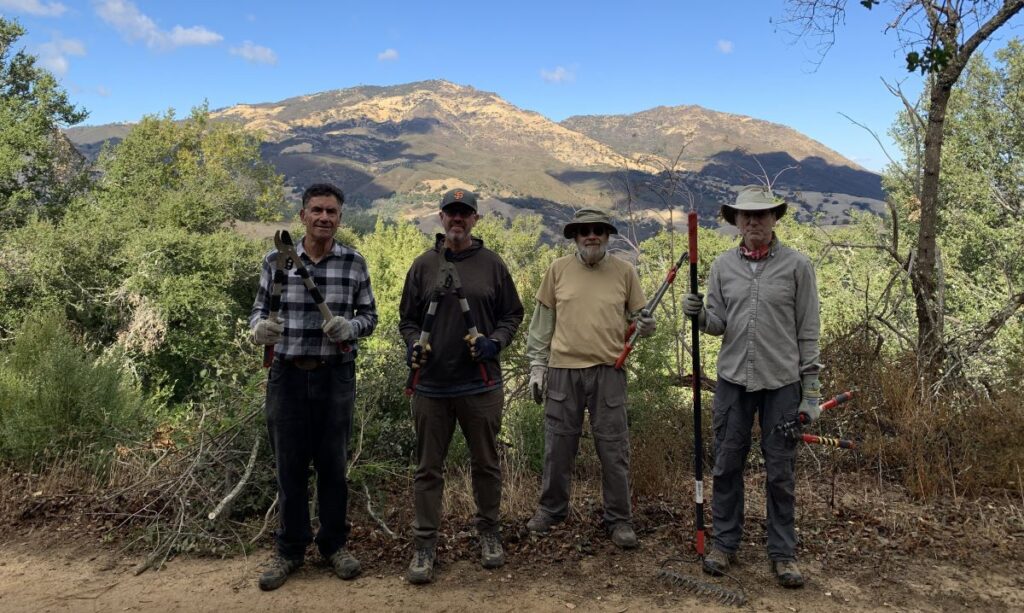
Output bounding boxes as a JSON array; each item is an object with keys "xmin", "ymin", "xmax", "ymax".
[{"xmin": 265, "ymin": 358, "xmax": 355, "ymax": 560}]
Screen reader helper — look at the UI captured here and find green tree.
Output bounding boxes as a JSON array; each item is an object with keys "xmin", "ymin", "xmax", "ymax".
[
  {"xmin": 783, "ymin": 0, "xmax": 1024, "ymax": 380},
  {"xmin": 0, "ymin": 106, "xmax": 286, "ymax": 401},
  {"xmin": 0, "ymin": 17, "xmax": 89, "ymax": 228},
  {"xmin": 885, "ymin": 41, "xmax": 1024, "ymax": 385}
]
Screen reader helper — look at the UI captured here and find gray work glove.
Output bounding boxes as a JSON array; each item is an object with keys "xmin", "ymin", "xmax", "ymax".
[
  {"xmin": 682, "ymin": 292, "xmax": 706, "ymax": 326},
  {"xmin": 529, "ymin": 365, "xmax": 547, "ymax": 405},
  {"xmin": 322, "ymin": 316, "xmax": 355, "ymax": 343},
  {"xmin": 635, "ymin": 309, "xmax": 657, "ymax": 337},
  {"xmin": 252, "ymin": 317, "xmax": 284, "ymax": 345},
  {"xmin": 798, "ymin": 374, "xmax": 822, "ymax": 424}
]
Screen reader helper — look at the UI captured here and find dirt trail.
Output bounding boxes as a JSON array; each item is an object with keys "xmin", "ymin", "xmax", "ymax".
[{"xmin": 1, "ymin": 535, "xmax": 1021, "ymax": 613}]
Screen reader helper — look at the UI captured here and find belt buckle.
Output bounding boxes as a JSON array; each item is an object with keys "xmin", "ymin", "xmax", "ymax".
[{"xmin": 293, "ymin": 357, "xmax": 321, "ymax": 370}]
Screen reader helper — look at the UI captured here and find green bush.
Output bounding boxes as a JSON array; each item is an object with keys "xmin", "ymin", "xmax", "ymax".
[{"xmin": 0, "ymin": 310, "xmax": 150, "ymax": 467}]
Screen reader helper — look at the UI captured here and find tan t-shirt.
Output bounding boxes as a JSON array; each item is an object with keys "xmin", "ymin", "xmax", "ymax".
[{"xmin": 537, "ymin": 253, "xmax": 647, "ymax": 368}]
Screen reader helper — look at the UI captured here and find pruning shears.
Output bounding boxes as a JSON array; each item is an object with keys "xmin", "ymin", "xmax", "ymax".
[
  {"xmin": 775, "ymin": 389, "xmax": 858, "ymax": 449},
  {"xmin": 262, "ymin": 237, "xmax": 289, "ymax": 368},
  {"xmin": 614, "ymin": 250, "xmax": 688, "ymax": 370},
  {"xmin": 404, "ymin": 237, "xmax": 492, "ymax": 396},
  {"xmin": 273, "ymin": 230, "xmax": 351, "ymax": 354}
]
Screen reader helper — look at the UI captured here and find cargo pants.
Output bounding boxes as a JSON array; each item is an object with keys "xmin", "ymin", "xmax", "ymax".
[
  {"xmin": 537, "ymin": 365, "xmax": 632, "ymax": 528},
  {"xmin": 710, "ymin": 378, "xmax": 801, "ymax": 561}
]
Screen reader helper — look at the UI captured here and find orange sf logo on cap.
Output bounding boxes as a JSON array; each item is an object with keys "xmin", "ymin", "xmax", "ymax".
[{"xmin": 454, "ymin": 191, "xmax": 464, "ymax": 200}]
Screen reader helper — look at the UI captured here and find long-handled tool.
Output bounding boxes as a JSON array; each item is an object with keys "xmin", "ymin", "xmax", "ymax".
[
  {"xmin": 404, "ymin": 238, "xmax": 492, "ymax": 396},
  {"xmin": 262, "ymin": 243, "xmax": 288, "ymax": 368},
  {"xmin": 656, "ymin": 211, "xmax": 746, "ymax": 608},
  {"xmin": 614, "ymin": 250, "xmax": 688, "ymax": 370},
  {"xmin": 275, "ymin": 230, "xmax": 351, "ymax": 353},
  {"xmin": 800, "ymin": 433, "xmax": 857, "ymax": 449},
  {"xmin": 687, "ymin": 210, "xmax": 706, "ymax": 557}
]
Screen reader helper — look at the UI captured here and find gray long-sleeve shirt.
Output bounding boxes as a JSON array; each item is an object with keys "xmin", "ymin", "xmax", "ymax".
[{"xmin": 701, "ymin": 239, "xmax": 820, "ymax": 391}]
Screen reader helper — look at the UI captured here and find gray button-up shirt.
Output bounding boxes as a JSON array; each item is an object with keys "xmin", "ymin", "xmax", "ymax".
[{"xmin": 701, "ymin": 239, "xmax": 820, "ymax": 391}]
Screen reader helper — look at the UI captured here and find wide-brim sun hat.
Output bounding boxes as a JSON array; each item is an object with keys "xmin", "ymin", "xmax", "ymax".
[
  {"xmin": 563, "ymin": 208, "xmax": 619, "ymax": 238},
  {"xmin": 721, "ymin": 185, "xmax": 788, "ymax": 225}
]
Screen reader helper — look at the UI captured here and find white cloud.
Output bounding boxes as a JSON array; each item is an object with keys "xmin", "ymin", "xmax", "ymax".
[
  {"xmin": 168, "ymin": 25, "xmax": 222, "ymax": 46},
  {"xmin": 35, "ymin": 35, "xmax": 85, "ymax": 76},
  {"xmin": 230, "ymin": 41, "xmax": 277, "ymax": 65},
  {"xmin": 717, "ymin": 39, "xmax": 734, "ymax": 54},
  {"xmin": 540, "ymin": 66, "xmax": 574, "ymax": 84},
  {"xmin": 377, "ymin": 48, "xmax": 399, "ymax": 61},
  {"xmin": 96, "ymin": 85, "xmax": 111, "ymax": 97},
  {"xmin": 94, "ymin": 0, "xmax": 223, "ymax": 50},
  {"xmin": 0, "ymin": 0, "xmax": 67, "ymax": 17}
]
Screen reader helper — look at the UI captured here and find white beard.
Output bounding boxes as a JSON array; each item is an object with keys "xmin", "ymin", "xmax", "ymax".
[{"xmin": 577, "ymin": 243, "xmax": 607, "ymax": 265}]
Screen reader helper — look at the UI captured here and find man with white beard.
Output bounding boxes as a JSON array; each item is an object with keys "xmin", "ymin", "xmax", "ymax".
[{"xmin": 524, "ymin": 208, "xmax": 656, "ymax": 548}]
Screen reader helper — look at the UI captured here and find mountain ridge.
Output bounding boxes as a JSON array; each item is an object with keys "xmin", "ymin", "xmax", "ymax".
[{"xmin": 66, "ymin": 79, "xmax": 885, "ymax": 238}]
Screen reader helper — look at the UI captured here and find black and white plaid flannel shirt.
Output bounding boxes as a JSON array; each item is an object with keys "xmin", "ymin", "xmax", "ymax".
[{"xmin": 250, "ymin": 238, "xmax": 377, "ymax": 359}]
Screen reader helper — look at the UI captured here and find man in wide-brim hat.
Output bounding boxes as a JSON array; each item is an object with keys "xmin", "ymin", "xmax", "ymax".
[
  {"xmin": 683, "ymin": 185, "xmax": 822, "ymax": 588},
  {"xmin": 525, "ymin": 207, "xmax": 655, "ymax": 549}
]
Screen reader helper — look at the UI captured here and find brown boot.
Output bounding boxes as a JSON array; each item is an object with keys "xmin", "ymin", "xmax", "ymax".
[
  {"xmin": 770, "ymin": 559, "xmax": 805, "ymax": 588},
  {"xmin": 701, "ymin": 548, "xmax": 737, "ymax": 576}
]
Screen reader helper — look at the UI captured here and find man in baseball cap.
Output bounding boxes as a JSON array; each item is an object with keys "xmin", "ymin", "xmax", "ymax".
[{"xmin": 399, "ymin": 187, "xmax": 523, "ymax": 584}]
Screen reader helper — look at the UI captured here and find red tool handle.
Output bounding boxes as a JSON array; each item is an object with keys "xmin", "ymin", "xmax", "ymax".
[{"xmin": 798, "ymin": 389, "xmax": 857, "ymax": 424}]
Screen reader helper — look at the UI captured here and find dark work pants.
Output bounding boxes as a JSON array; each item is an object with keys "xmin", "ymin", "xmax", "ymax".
[
  {"xmin": 710, "ymin": 378, "xmax": 800, "ymax": 561},
  {"xmin": 411, "ymin": 388, "xmax": 504, "ymax": 549},
  {"xmin": 265, "ymin": 359, "xmax": 355, "ymax": 560},
  {"xmin": 538, "ymin": 366, "xmax": 631, "ymax": 527}
]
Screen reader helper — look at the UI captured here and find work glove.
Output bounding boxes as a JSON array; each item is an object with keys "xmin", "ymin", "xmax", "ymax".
[
  {"xmin": 322, "ymin": 316, "xmax": 355, "ymax": 343},
  {"xmin": 529, "ymin": 365, "xmax": 547, "ymax": 405},
  {"xmin": 635, "ymin": 309, "xmax": 657, "ymax": 337},
  {"xmin": 252, "ymin": 317, "xmax": 284, "ymax": 345},
  {"xmin": 465, "ymin": 333, "xmax": 499, "ymax": 361},
  {"xmin": 798, "ymin": 374, "xmax": 822, "ymax": 424},
  {"xmin": 407, "ymin": 340, "xmax": 431, "ymax": 369},
  {"xmin": 682, "ymin": 293, "xmax": 706, "ymax": 326}
]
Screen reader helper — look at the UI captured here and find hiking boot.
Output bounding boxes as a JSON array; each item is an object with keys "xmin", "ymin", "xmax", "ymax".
[
  {"xmin": 329, "ymin": 547, "xmax": 361, "ymax": 580},
  {"xmin": 770, "ymin": 559, "xmax": 805, "ymax": 588},
  {"xmin": 609, "ymin": 523, "xmax": 639, "ymax": 549},
  {"xmin": 526, "ymin": 510, "xmax": 559, "ymax": 534},
  {"xmin": 701, "ymin": 548, "xmax": 737, "ymax": 577},
  {"xmin": 406, "ymin": 547, "xmax": 436, "ymax": 585},
  {"xmin": 480, "ymin": 532, "xmax": 505, "ymax": 569},
  {"xmin": 258, "ymin": 555, "xmax": 303, "ymax": 591}
]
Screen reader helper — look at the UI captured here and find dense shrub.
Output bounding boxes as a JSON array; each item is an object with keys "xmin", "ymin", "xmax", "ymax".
[{"xmin": 0, "ymin": 310, "xmax": 150, "ymax": 467}]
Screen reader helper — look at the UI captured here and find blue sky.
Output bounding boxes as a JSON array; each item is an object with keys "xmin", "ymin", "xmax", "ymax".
[{"xmin": 4, "ymin": 1, "xmax": 1022, "ymax": 172}]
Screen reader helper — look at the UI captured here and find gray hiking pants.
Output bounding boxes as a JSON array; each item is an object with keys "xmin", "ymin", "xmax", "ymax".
[
  {"xmin": 538, "ymin": 365, "xmax": 632, "ymax": 527},
  {"xmin": 711, "ymin": 378, "xmax": 800, "ymax": 561},
  {"xmin": 411, "ymin": 388, "xmax": 504, "ymax": 548}
]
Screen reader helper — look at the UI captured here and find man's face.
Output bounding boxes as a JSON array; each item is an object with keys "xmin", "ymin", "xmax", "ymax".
[
  {"xmin": 439, "ymin": 204, "xmax": 479, "ymax": 243},
  {"xmin": 736, "ymin": 209, "xmax": 777, "ymax": 247},
  {"xmin": 300, "ymin": 194, "xmax": 342, "ymax": 241},
  {"xmin": 573, "ymin": 223, "xmax": 610, "ymax": 263}
]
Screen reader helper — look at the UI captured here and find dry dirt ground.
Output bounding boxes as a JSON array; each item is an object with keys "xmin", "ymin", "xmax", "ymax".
[
  {"xmin": 1, "ymin": 471, "xmax": 1021, "ymax": 612},
  {"xmin": 0, "ymin": 531, "xmax": 1020, "ymax": 613}
]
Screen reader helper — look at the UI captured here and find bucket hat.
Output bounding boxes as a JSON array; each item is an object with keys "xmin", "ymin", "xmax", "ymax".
[{"xmin": 721, "ymin": 185, "xmax": 787, "ymax": 225}]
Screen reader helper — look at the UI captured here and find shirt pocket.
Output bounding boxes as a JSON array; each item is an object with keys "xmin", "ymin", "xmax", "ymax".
[{"xmin": 761, "ymin": 279, "xmax": 795, "ymax": 307}]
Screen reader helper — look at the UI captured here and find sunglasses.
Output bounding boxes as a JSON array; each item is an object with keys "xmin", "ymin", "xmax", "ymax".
[
  {"xmin": 574, "ymin": 224, "xmax": 608, "ymax": 237},
  {"xmin": 442, "ymin": 205, "xmax": 476, "ymax": 218}
]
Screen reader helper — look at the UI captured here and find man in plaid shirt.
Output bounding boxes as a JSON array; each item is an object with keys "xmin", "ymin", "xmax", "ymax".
[{"xmin": 249, "ymin": 183, "xmax": 377, "ymax": 591}]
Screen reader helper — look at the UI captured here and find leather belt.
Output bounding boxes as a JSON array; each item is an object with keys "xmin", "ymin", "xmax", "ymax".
[{"xmin": 280, "ymin": 356, "xmax": 338, "ymax": 371}]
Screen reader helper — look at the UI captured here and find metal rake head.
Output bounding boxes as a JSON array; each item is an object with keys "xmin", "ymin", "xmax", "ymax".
[{"xmin": 656, "ymin": 568, "xmax": 748, "ymax": 607}]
